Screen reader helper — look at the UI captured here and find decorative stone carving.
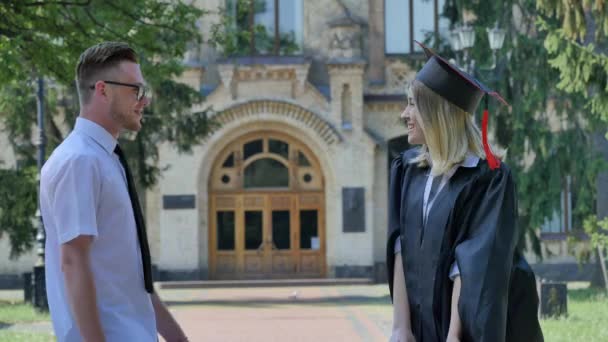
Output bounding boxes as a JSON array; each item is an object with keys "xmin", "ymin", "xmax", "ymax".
[
  {"xmin": 329, "ymin": 28, "xmax": 361, "ymax": 59},
  {"xmin": 365, "ymin": 58, "xmax": 415, "ymax": 95},
  {"xmin": 327, "ymin": 0, "xmax": 366, "ymax": 61},
  {"xmin": 218, "ymin": 64, "xmax": 236, "ymax": 99},
  {"xmin": 293, "ymin": 63, "xmax": 310, "ymax": 96},
  {"xmin": 217, "ymin": 57, "xmax": 311, "ymax": 100}
]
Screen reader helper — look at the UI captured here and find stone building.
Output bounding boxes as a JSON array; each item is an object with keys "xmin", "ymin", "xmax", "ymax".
[
  {"xmin": 145, "ymin": 0, "xmax": 450, "ymax": 280},
  {"xmin": 0, "ymin": 0, "xmax": 592, "ymax": 284}
]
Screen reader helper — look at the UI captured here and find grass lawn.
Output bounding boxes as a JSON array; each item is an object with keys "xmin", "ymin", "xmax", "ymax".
[
  {"xmin": 541, "ymin": 287, "xmax": 608, "ymax": 341},
  {"xmin": 0, "ymin": 301, "xmax": 49, "ymax": 324},
  {"xmin": 0, "ymin": 300, "xmax": 53, "ymax": 341},
  {"xmin": 0, "ymin": 331, "xmax": 54, "ymax": 342}
]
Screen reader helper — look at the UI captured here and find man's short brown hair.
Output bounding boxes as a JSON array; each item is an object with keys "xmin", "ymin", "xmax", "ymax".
[{"xmin": 76, "ymin": 42, "xmax": 138, "ymax": 105}]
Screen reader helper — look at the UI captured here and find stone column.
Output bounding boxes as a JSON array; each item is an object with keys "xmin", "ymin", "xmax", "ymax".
[
  {"xmin": 326, "ymin": 9, "xmax": 367, "ymax": 133},
  {"xmin": 328, "ymin": 63, "xmax": 366, "ymax": 133},
  {"xmin": 368, "ymin": 0, "xmax": 385, "ymax": 83}
]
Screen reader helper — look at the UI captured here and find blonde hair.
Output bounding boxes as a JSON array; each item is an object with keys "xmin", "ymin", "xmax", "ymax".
[{"xmin": 409, "ymin": 79, "xmax": 504, "ymax": 175}]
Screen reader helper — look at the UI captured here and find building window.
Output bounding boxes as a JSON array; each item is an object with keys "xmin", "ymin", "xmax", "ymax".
[
  {"xmin": 385, "ymin": 0, "xmax": 449, "ymax": 54},
  {"xmin": 541, "ymin": 176, "xmax": 573, "ymax": 234},
  {"xmin": 244, "ymin": 158, "xmax": 289, "ymax": 188},
  {"xmin": 226, "ymin": 0, "xmax": 303, "ymax": 55}
]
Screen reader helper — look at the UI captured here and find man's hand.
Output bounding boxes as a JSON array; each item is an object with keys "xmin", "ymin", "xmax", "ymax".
[
  {"xmin": 61, "ymin": 235, "xmax": 105, "ymax": 342},
  {"xmin": 151, "ymin": 292, "xmax": 188, "ymax": 342}
]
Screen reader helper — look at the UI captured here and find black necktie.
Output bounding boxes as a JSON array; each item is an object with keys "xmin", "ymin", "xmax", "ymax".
[{"xmin": 114, "ymin": 145, "xmax": 154, "ymax": 293}]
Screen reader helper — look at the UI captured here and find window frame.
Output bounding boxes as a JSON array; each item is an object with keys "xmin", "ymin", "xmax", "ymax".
[
  {"xmin": 384, "ymin": 0, "xmax": 442, "ymax": 56},
  {"xmin": 231, "ymin": 0, "xmax": 301, "ymax": 56},
  {"xmin": 540, "ymin": 175, "xmax": 584, "ymax": 240}
]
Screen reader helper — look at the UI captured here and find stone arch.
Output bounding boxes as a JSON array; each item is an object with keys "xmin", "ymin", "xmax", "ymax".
[
  {"xmin": 204, "ymin": 99, "xmax": 343, "ymax": 146},
  {"xmin": 195, "ymin": 101, "xmax": 340, "ymax": 277}
]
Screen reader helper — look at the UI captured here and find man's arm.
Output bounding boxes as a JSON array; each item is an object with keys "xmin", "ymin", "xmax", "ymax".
[
  {"xmin": 151, "ymin": 292, "xmax": 188, "ymax": 342},
  {"xmin": 61, "ymin": 235, "xmax": 105, "ymax": 342}
]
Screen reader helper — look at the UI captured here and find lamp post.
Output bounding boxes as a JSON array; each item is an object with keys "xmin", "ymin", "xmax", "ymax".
[
  {"xmin": 449, "ymin": 22, "xmax": 506, "ymax": 75},
  {"xmin": 32, "ymin": 76, "xmax": 48, "ymax": 311},
  {"xmin": 448, "ymin": 22, "xmax": 507, "ymax": 121}
]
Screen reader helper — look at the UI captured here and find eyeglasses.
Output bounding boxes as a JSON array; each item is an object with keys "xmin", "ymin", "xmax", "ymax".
[{"xmin": 90, "ymin": 80, "xmax": 149, "ymax": 101}]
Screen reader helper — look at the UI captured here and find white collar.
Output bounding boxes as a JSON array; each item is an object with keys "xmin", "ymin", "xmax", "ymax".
[
  {"xmin": 74, "ymin": 117, "xmax": 118, "ymax": 155},
  {"xmin": 425, "ymin": 152, "xmax": 480, "ymax": 178}
]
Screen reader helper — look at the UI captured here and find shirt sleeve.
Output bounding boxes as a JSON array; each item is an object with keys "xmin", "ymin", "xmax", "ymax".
[
  {"xmin": 49, "ymin": 155, "xmax": 101, "ymax": 244},
  {"xmin": 394, "ymin": 236, "xmax": 402, "ymax": 254},
  {"xmin": 449, "ymin": 262, "xmax": 460, "ymax": 280}
]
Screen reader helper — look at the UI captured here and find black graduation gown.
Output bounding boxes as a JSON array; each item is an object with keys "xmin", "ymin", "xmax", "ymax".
[{"xmin": 386, "ymin": 148, "xmax": 543, "ymax": 342}]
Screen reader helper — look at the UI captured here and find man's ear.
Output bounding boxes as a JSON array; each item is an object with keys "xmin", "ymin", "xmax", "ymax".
[{"xmin": 94, "ymin": 80, "xmax": 106, "ymax": 96}]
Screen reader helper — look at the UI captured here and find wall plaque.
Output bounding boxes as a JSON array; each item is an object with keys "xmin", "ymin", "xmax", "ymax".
[
  {"xmin": 342, "ymin": 187, "xmax": 365, "ymax": 232},
  {"xmin": 163, "ymin": 195, "xmax": 196, "ymax": 209}
]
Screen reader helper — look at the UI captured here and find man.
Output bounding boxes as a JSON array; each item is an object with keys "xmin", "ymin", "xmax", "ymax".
[{"xmin": 40, "ymin": 42, "xmax": 188, "ymax": 342}]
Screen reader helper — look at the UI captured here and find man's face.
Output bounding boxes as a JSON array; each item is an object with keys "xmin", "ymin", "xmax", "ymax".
[{"xmin": 107, "ymin": 61, "xmax": 150, "ymax": 132}]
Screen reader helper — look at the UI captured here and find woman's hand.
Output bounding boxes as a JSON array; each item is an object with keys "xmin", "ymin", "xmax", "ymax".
[
  {"xmin": 446, "ymin": 334, "xmax": 461, "ymax": 342},
  {"xmin": 389, "ymin": 328, "xmax": 416, "ymax": 342}
]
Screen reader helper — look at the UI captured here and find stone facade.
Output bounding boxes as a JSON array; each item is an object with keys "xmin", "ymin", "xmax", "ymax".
[{"xmin": 150, "ymin": 0, "xmax": 397, "ymax": 280}]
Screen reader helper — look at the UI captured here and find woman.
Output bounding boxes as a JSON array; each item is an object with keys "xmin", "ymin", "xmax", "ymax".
[{"xmin": 387, "ymin": 42, "xmax": 543, "ymax": 342}]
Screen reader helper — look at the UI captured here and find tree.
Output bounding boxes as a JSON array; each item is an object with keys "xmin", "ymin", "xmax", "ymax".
[
  {"xmin": 0, "ymin": 1, "xmax": 216, "ymax": 257},
  {"xmin": 536, "ymin": 0, "xmax": 608, "ymax": 289},
  {"xmin": 443, "ymin": 0, "xmax": 603, "ymax": 257},
  {"xmin": 537, "ymin": 0, "xmax": 608, "ymax": 125}
]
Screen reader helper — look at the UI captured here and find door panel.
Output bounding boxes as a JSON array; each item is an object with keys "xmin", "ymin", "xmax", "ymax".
[
  {"xmin": 242, "ymin": 210, "xmax": 265, "ymax": 278},
  {"xmin": 244, "ymin": 211, "xmax": 263, "ymax": 250},
  {"xmin": 300, "ymin": 253, "xmax": 320, "ymax": 274},
  {"xmin": 272, "ymin": 210, "xmax": 290, "ymax": 250},
  {"xmin": 210, "ymin": 193, "xmax": 325, "ymax": 279}
]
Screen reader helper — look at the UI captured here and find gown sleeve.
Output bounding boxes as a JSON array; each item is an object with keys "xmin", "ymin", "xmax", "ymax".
[
  {"xmin": 386, "ymin": 156, "xmax": 405, "ymax": 300},
  {"xmin": 454, "ymin": 163, "xmax": 519, "ymax": 342}
]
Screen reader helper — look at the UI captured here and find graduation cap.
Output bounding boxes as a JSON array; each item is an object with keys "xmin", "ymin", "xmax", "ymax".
[{"xmin": 414, "ymin": 41, "xmax": 509, "ymax": 170}]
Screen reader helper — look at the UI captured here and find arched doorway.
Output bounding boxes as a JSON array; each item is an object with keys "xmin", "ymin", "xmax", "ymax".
[{"xmin": 208, "ymin": 131, "xmax": 326, "ymax": 279}]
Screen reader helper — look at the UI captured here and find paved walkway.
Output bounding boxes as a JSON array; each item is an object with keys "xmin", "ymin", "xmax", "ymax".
[
  {"xmin": 163, "ymin": 285, "xmax": 393, "ymax": 341},
  {"xmin": 0, "ymin": 284, "xmax": 394, "ymax": 341}
]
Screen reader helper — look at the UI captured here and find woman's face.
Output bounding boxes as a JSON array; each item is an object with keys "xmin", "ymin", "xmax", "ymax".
[{"xmin": 401, "ymin": 92, "xmax": 426, "ymax": 145}]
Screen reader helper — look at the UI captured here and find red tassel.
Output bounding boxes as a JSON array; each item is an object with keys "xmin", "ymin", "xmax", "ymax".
[{"xmin": 482, "ymin": 109, "xmax": 500, "ymax": 170}]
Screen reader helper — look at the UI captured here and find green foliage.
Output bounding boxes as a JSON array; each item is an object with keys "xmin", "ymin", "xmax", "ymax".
[
  {"xmin": 0, "ymin": 167, "xmax": 37, "ymax": 258},
  {"xmin": 0, "ymin": 1, "xmax": 218, "ymax": 257},
  {"xmin": 537, "ymin": 0, "xmax": 608, "ymax": 255},
  {"xmin": 448, "ymin": 0, "xmax": 602, "ymax": 254},
  {"xmin": 539, "ymin": 19, "xmax": 608, "ymax": 127},
  {"xmin": 583, "ymin": 215, "xmax": 608, "ymax": 248},
  {"xmin": 536, "ymin": 0, "xmax": 608, "ymax": 41}
]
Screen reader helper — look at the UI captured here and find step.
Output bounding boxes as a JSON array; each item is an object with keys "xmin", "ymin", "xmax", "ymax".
[{"xmin": 157, "ymin": 278, "xmax": 375, "ymax": 289}]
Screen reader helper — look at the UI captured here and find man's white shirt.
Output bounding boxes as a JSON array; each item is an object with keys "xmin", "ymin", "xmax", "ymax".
[{"xmin": 40, "ymin": 117, "xmax": 156, "ymax": 342}]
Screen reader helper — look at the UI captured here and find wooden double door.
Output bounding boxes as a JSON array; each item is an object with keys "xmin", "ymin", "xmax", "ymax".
[{"xmin": 209, "ymin": 192, "xmax": 325, "ymax": 279}]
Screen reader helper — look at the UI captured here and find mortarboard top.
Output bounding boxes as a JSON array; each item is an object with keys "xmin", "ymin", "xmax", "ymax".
[{"xmin": 413, "ymin": 41, "xmax": 509, "ymax": 170}]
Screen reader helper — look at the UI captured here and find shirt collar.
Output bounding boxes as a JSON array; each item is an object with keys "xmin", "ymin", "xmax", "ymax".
[
  {"xmin": 422, "ymin": 151, "xmax": 481, "ymax": 179},
  {"xmin": 462, "ymin": 153, "xmax": 480, "ymax": 168},
  {"xmin": 445, "ymin": 152, "xmax": 480, "ymax": 178},
  {"xmin": 74, "ymin": 117, "xmax": 117, "ymax": 154}
]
